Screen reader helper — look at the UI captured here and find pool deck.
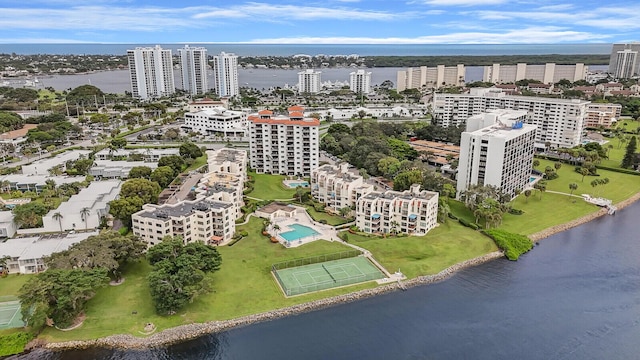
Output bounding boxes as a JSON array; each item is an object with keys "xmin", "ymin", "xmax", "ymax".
[{"xmin": 267, "ymin": 205, "xmax": 341, "ymax": 248}]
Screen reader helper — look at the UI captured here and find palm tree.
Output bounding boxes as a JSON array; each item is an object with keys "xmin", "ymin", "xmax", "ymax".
[
  {"xmin": 80, "ymin": 207, "xmax": 91, "ymax": 230},
  {"xmin": 568, "ymin": 183, "xmax": 578, "ymax": 197},
  {"xmin": 389, "ymin": 220, "xmax": 400, "ymax": 235},
  {"xmin": 580, "ymin": 167, "xmax": 590, "ymax": 182},
  {"xmin": 273, "ymin": 224, "xmax": 280, "ymax": 236},
  {"xmin": 532, "ymin": 159, "xmax": 540, "ymax": 169},
  {"xmin": 554, "ymin": 162, "xmax": 562, "ymax": 172},
  {"xmin": 524, "ymin": 189, "xmax": 532, "ymax": 203},
  {"xmin": 52, "ymin": 212, "xmax": 64, "ymax": 233}
]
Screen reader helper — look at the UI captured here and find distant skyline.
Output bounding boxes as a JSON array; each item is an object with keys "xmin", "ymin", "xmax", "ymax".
[{"xmin": 0, "ymin": 0, "xmax": 638, "ymax": 44}]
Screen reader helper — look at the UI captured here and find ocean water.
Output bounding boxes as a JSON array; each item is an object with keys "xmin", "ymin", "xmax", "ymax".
[
  {"xmin": 14, "ymin": 201, "xmax": 640, "ymax": 360},
  {"xmin": 0, "ymin": 43, "xmax": 613, "ymax": 56}
]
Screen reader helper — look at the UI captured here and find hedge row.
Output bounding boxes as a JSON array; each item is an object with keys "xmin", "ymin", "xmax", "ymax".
[
  {"xmin": 483, "ymin": 229, "xmax": 533, "ymax": 261},
  {"xmin": 458, "ymin": 217, "xmax": 480, "ymax": 230},
  {"xmin": 595, "ymin": 165, "xmax": 640, "ymax": 175},
  {"xmin": 0, "ymin": 332, "xmax": 33, "ymax": 357}
]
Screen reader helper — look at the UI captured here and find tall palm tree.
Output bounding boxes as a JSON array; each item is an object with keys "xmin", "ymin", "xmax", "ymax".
[
  {"xmin": 52, "ymin": 212, "xmax": 64, "ymax": 233},
  {"xmin": 80, "ymin": 207, "xmax": 91, "ymax": 230},
  {"xmin": 568, "ymin": 183, "xmax": 578, "ymax": 198}
]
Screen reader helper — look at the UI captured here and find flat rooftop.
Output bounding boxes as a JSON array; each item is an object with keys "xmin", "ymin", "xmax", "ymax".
[{"xmin": 137, "ymin": 199, "xmax": 233, "ymax": 220}]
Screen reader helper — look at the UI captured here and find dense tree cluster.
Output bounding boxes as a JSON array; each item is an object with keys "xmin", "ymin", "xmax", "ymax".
[
  {"xmin": 0, "ymin": 111, "xmax": 24, "ymax": 133},
  {"xmin": 147, "ymin": 238, "xmax": 222, "ymax": 314},
  {"xmin": 109, "ymin": 178, "xmax": 161, "ymax": 228}
]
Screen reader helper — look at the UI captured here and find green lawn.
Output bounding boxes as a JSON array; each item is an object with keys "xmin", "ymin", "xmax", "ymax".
[
  {"xmin": 184, "ymin": 154, "xmax": 207, "ymax": 172},
  {"xmin": 246, "ymin": 171, "xmax": 296, "ymax": 200},
  {"xmin": 537, "ymin": 158, "xmax": 640, "ymax": 203},
  {"xmin": 348, "ymin": 220, "xmax": 498, "ymax": 279},
  {"xmin": 614, "ymin": 118, "xmax": 640, "ymax": 133},
  {"xmin": 600, "ymin": 142, "xmax": 628, "ymax": 168},
  {"xmin": 40, "ymin": 217, "xmax": 373, "ymax": 342},
  {"xmin": 0, "ymin": 274, "xmax": 32, "ymax": 298},
  {"xmin": 304, "ymin": 206, "xmax": 351, "ymax": 226}
]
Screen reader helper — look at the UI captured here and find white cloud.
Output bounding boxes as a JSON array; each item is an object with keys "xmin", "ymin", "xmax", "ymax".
[
  {"xmin": 0, "ymin": 37, "xmax": 89, "ymax": 43},
  {"xmin": 194, "ymin": 3, "xmax": 405, "ymax": 21},
  {"xmin": 420, "ymin": 0, "xmax": 508, "ymax": 6},
  {"xmin": 247, "ymin": 27, "xmax": 610, "ymax": 44}
]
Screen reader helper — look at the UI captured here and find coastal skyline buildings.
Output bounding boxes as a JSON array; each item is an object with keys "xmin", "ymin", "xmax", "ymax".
[
  {"xmin": 178, "ymin": 45, "xmax": 208, "ymax": 95},
  {"xmin": 482, "ymin": 63, "xmax": 588, "ymax": 84},
  {"xmin": 126, "ymin": 45, "xmax": 175, "ymax": 100},
  {"xmin": 349, "ymin": 69, "xmax": 372, "ymax": 94},
  {"xmin": 213, "ymin": 52, "xmax": 239, "ymax": 98},
  {"xmin": 298, "ymin": 69, "xmax": 322, "ymax": 94},
  {"xmin": 609, "ymin": 43, "xmax": 640, "ymax": 79}
]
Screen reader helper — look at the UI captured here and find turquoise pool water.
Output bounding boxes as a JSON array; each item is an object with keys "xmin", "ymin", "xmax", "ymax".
[
  {"xmin": 286, "ymin": 181, "xmax": 309, "ymax": 188},
  {"xmin": 530, "ymin": 177, "xmax": 536, "ymax": 182},
  {"xmin": 280, "ymin": 224, "xmax": 320, "ymax": 242}
]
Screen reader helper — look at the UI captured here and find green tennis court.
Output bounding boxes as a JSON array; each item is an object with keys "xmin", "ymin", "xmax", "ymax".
[
  {"xmin": 0, "ymin": 296, "xmax": 24, "ymax": 330},
  {"xmin": 273, "ymin": 256, "xmax": 385, "ymax": 296}
]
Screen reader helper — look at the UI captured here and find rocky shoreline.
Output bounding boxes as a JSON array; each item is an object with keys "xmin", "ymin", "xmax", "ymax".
[{"xmin": 45, "ymin": 251, "xmax": 504, "ymax": 351}]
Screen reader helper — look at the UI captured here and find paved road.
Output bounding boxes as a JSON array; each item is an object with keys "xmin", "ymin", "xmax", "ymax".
[{"xmin": 164, "ymin": 172, "xmax": 203, "ymax": 205}]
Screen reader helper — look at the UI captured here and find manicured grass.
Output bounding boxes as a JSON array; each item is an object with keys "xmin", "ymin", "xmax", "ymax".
[
  {"xmin": 40, "ymin": 217, "xmax": 372, "ymax": 342},
  {"xmin": 614, "ymin": 119, "xmax": 640, "ymax": 133},
  {"xmin": 246, "ymin": 171, "xmax": 296, "ymax": 200},
  {"xmin": 348, "ymin": 220, "xmax": 498, "ymax": 279},
  {"xmin": 0, "ymin": 274, "xmax": 32, "ymax": 297},
  {"xmin": 184, "ymin": 154, "xmax": 207, "ymax": 172},
  {"xmin": 304, "ymin": 206, "xmax": 351, "ymax": 226},
  {"xmin": 537, "ymin": 158, "xmax": 640, "ymax": 203},
  {"xmin": 600, "ymin": 142, "xmax": 627, "ymax": 168}
]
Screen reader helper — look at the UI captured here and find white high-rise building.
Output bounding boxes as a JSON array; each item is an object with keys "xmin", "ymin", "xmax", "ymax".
[
  {"xmin": 213, "ymin": 52, "xmax": 239, "ymax": 98},
  {"xmin": 432, "ymin": 88, "xmax": 589, "ymax": 149},
  {"xmin": 349, "ymin": 69, "xmax": 372, "ymax": 94},
  {"xmin": 298, "ymin": 69, "xmax": 322, "ymax": 93},
  {"xmin": 609, "ymin": 43, "xmax": 640, "ymax": 79},
  {"xmin": 178, "ymin": 45, "xmax": 208, "ymax": 95},
  {"xmin": 127, "ymin": 45, "xmax": 175, "ymax": 100},
  {"xmin": 396, "ymin": 65, "xmax": 465, "ymax": 91},
  {"xmin": 456, "ymin": 110, "xmax": 537, "ymax": 199},
  {"xmin": 249, "ymin": 106, "xmax": 319, "ymax": 176},
  {"xmin": 482, "ymin": 63, "xmax": 588, "ymax": 84}
]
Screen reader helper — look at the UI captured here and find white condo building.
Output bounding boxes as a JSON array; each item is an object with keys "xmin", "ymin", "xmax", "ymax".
[
  {"xmin": 482, "ymin": 63, "xmax": 588, "ymax": 84},
  {"xmin": 609, "ymin": 43, "xmax": 640, "ymax": 79},
  {"xmin": 213, "ymin": 52, "xmax": 239, "ymax": 98},
  {"xmin": 432, "ymin": 87, "xmax": 589, "ymax": 149},
  {"xmin": 456, "ymin": 110, "xmax": 537, "ymax": 199},
  {"xmin": 585, "ymin": 103, "xmax": 622, "ymax": 129},
  {"xmin": 178, "ymin": 45, "xmax": 208, "ymax": 95},
  {"xmin": 249, "ymin": 106, "xmax": 319, "ymax": 176},
  {"xmin": 127, "ymin": 45, "xmax": 175, "ymax": 100},
  {"xmin": 196, "ymin": 149, "xmax": 248, "ymax": 219},
  {"xmin": 356, "ymin": 184, "xmax": 439, "ymax": 236},
  {"xmin": 132, "ymin": 198, "xmax": 235, "ymax": 247},
  {"xmin": 298, "ymin": 69, "xmax": 322, "ymax": 94},
  {"xmin": 311, "ymin": 163, "xmax": 375, "ymax": 213},
  {"xmin": 183, "ymin": 107, "xmax": 248, "ymax": 137},
  {"xmin": 349, "ymin": 69, "xmax": 372, "ymax": 94},
  {"xmin": 396, "ymin": 65, "xmax": 465, "ymax": 91}
]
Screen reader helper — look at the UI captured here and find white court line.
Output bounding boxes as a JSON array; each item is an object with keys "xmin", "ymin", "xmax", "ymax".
[{"xmin": 0, "ymin": 306, "xmax": 20, "ymax": 326}]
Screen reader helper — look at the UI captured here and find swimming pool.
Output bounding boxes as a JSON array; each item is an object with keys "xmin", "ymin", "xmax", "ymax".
[
  {"xmin": 530, "ymin": 177, "xmax": 536, "ymax": 182},
  {"xmin": 285, "ymin": 181, "xmax": 309, "ymax": 188},
  {"xmin": 280, "ymin": 224, "xmax": 320, "ymax": 242}
]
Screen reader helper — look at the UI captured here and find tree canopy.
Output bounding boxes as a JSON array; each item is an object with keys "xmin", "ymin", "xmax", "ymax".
[{"xmin": 147, "ymin": 238, "xmax": 222, "ymax": 314}]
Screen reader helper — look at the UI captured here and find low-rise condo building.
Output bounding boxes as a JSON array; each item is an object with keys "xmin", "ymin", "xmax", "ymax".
[
  {"xmin": 183, "ymin": 107, "xmax": 248, "ymax": 137},
  {"xmin": 249, "ymin": 107, "xmax": 319, "ymax": 176},
  {"xmin": 456, "ymin": 110, "xmax": 537, "ymax": 199},
  {"xmin": 132, "ymin": 197, "xmax": 235, "ymax": 247},
  {"xmin": 585, "ymin": 103, "xmax": 623, "ymax": 129},
  {"xmin": 311, "ymin": 163, "xmax": 375, "ymax": 213},
  {"xmin": 356, "ymin": 184, "xmax": 439, "ymax": 236}
]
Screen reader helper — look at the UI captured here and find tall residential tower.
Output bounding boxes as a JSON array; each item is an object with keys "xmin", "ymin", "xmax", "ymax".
[
  {"xmin": 178, "ymin": 45, "xmax": 208, "ymax": 95},
  {"xmin": 127, "ymin": 45, "xmax": 175, "ymax": 100},
  {"xmin": 213, "ymin": 52, "xmax": 239, "ymax": 98}
]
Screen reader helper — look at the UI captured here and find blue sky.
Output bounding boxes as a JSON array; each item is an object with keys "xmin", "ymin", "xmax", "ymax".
[{"xmin": 0, "ymin": 0, "xmax": 638, "ymax": 44}]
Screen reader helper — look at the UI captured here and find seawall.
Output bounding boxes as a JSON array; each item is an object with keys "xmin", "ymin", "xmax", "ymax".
[{"xmin": 44, "ymin": 251, "xmax": 504, "ymax": 351}]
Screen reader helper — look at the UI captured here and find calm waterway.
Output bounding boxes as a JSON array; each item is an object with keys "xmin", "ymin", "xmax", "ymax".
[{"xmin": 13, "ymin": 201, "xmax": 640, "ymax": 360}]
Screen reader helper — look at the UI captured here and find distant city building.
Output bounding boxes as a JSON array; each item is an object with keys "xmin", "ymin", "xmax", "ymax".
[
  {"xmin": 127, "ymin": 45, "xmax": 175, "ymax": 100},
  {"xmin": 183, "ymin": 107, "xmax": 248, "ymax": 137},
  {"xmin": 456, "ymin": 110, "xmax": 537, "ymax": 199},
  {"xmin": 432, "ymin": 88, "xmax": 589, "ymax": 149},
  {"xmin": 396, "ymin": 65, "xmax": 465, "ymax": 91},
  {"xmin": 609, "ymin": 43, "xmax": 640, "ymax": 79},
  {"xmin": 349, "ymin": 69, "xmax": 372, "ymax": 94},
  {"xmin": 585, "ymin": 103, "xmax": 623, "ymax": 129},
  {"xmin": 21, "ymin": 150, "xmax": 91, "ymax": 176},
  {"xmin": 311, "ymin": 163, "xmax": 375, "ymax": 213},
  {"xmin": 298, "ymin": 69, "xmax": 322, "ymax": 94},
  {"xmin": 0, "ymin": 175, "xmax": 81, "ymax": 194},
  {"xmin": 0, "ymin": 211, "xmax": 17, "ymax": 239},
  {"xmin": 132, "ymin": 198, "xmax": 235, "ymax": 247},
  {"xmin": 178, "ymin": 45, "xmax": 208, "ymax": 95},
  {"xmin": 89, "ymin": 160, "xmax": 158, "ymax": 179},
  {"xmin": 355, "ymin": 184, "xmax": 439, "ymax": 236},
  {"xmin": 187, "ymin": 97, "xmax": 229, "ymax": 112},
  {"xmin": 212, "ymin": 52, "xmax": 239, "ymax": 98},
  {"xmin": 249, "ymin": 106, "xmax": 319, "ymax": 176},
  {"xmin": 93, "ymin": 148, "xmax": 180, "ymax": 162},
  {"xmin": 482, "ymin": 63, "xmax": 588, "ymax": 84}
]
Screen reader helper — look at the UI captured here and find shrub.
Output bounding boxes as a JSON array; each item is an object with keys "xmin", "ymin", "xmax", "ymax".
[
  {"xmin": 483, "ymin": 229, "xmax": 533, "ymax": 261},
  {"xmin": 458, "ymin": 217, "xmax": 479, "ymax": 230},
  {"xmin": 0, "ymin": 332, "xmax": 34, "ymax": 357},
  {"xmin": 319, "ymin": 219, "xmax": 327, "ymax": 224},
  {"xmin": 447, "ymin": 213, "xmax": 458, "ymax": 220},
  {"xmin": 508, "ymin": 208, "xmax": 524, "ymax": 215}
]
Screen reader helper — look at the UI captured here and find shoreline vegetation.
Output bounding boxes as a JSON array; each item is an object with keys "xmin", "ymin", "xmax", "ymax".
[{"xmin": 40, "ymin": 191, "xmax": 640, "ymax": 351}]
